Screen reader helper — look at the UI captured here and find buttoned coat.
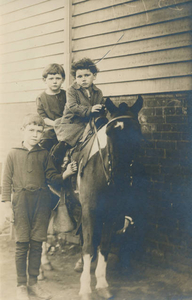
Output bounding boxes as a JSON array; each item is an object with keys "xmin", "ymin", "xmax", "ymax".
[{"xmin": 54, "ymin": 82, "xmax": 104, "ymax": 147}]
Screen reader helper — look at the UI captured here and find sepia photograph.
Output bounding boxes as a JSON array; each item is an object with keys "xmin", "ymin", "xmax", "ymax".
[{"xmin": 0, "ymin": 0, "xmax": 192, "ymax": 299}]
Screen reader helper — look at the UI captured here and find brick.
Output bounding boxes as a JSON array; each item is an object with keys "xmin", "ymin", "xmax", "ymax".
[
  {"xmin": 176, "ymin": 141, "xmax": 190, "ymax": 150},
  {"xmin": 181, "ymin": 132, "xmax": 190, "ymax": 141},
  {"xmin": 147, "ymin": 116, "xmax": 165, "ymax": 123},
  {"xmin": 145, "ymin": 165, "xmax": 161, "ymax": 174},
  {"xmin": 141, "ymin": 140, "xmax": 156, "ymax": 148},
  {"xmin": 164, "ymin": 107, "xmax": 176, "ymax": 115},
  {"xmin": 145, "ymin": 99, "xmax": 167, "ymax": 107},
  {"xmin": 166, "ymin": 149, "xmax": 189, "ymax": 160},
  {"xmin": 152, "ymin": 133, "xmax": 162, "ymax": 140},
  {"xmin": 145, "ymin": 148, "xmax": 164, "ymax": 157},
  {"xmin": 161, "ymin": 132, "xmax": 182, "ymax": 140},
  {"xmin": 166, "ymin": 116, "xmax": 187, "ymax": 123},
  {"xmin": 155, "ymin": 108, "xmax": 163, "ymax": 115},
  {"xmin": 156, "ymin": 124, "xmax": 172, "ymax": 131},
  {"xmin": 141, "ymin": 156, "xmax": 159, "ymax": 164},
  {"xmin": 150, "ymin": 174, "xmax": 164, "ymax": 182},
  {"xmin": 175, "ymin": 107, "xmax": 183, "ymax": 115},
  {"xmin": 142, "ymin": 132, "xmax": 153, "ymax": 140},
  {"xmin": 170, "ymin": 124, "xmax": 188, "ymax": 132},
  {"xmin": 156, "ymin": 141, "xmax": 176, "ymax": 150}
]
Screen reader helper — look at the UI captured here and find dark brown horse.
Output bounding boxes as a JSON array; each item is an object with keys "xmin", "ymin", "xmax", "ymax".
[{"xmin": 72, "ymin": 96, "xmax": 143, "ymax": 299}]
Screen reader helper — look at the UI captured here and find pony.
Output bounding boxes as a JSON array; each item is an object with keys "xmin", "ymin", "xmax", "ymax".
[{"xmin": 72, "ymin": 96, "xmax": 144, "ymax": 299}]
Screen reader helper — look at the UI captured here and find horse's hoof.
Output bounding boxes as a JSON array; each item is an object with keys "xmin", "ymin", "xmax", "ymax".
[
  {"xmin": 74, "ymin": 258, "xmax": 83, "ymax": 272},
  {"xmin": 42, "ymin": 262, "xmax": 53, "ymax": 271},
  {"xmin": 79, "ymin": 294, "xmax": 92, "ymax": 300},
  {"xmin": 97, "ymin": 288, "xmax": 113, "ymax": 299}
]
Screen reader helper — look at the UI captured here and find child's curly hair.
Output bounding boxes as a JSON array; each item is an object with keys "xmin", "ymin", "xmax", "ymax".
[{"xmin": 71, "ymin": 58, "xmax": 99, "ymax": 78}]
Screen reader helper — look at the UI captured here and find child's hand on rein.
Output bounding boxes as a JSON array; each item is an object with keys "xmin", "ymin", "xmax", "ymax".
[
  {"xmin": 70, "ymin": 161, "xmax": 78, "ymax": 173},
  {"xmin": 62, "ymin": 161, "xmax": 77, "ymax": 180},
  {"xmin": 91, "ymin": 104, "xmax": 102, "ymax": 113}
]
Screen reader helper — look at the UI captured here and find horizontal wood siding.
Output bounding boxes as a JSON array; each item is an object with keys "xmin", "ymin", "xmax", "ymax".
[
  {"xmin": 72, "ymin": 0, "xmax": 192, "ymax": 96},
  {"xmin": 0, "ymin": 0, "xmax": 66, "ymax": 104}
]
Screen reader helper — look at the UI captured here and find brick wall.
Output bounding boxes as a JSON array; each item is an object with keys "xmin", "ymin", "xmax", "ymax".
[{"xmin": 112, "ymin": 92, "xmax": 192, "ymax": 268}]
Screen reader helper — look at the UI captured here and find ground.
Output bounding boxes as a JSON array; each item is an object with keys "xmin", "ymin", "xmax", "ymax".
[{"xmin": 0, "ymin": 236, "xmax": 192, "ymax": 300}]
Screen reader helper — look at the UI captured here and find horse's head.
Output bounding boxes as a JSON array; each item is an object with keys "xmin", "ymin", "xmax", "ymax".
[{"xmin": 104, "ymin": 96, "xmax": 143, "ymax": 170}]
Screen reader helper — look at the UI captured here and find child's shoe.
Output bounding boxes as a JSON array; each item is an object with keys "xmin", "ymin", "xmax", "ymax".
[
  {"xmin": 28, "ymin": 283, "xmax": 52, "ymax": 299},
  {"xmin": 17, "ymin": 285, "xmax": 29, "ymax": 300}
]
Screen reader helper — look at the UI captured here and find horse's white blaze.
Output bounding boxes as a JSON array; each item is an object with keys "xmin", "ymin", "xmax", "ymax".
[
  {"xmin": 114, "ymin": 121, "xmax": 124, "ymax": 129},
  {"xmin": 95, "ymin": 251, "xmax": 108, "ymax": 289},
  {"xmin": 79, "ymin": 254, "xmax": 92, "ymax": 295},
  {"xmin": 89, "ymin": 125, "xmax": 107, "ymax": 159}
]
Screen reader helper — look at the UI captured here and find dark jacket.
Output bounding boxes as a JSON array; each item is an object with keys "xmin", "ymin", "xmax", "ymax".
[
  {"xmin": 54, "ymin": 82, "xmax": 104, "ymax": 147},
  {"xmin": 2, "ymin": 144, "xmax": 63, "ymax": 202},
  {"xmin": 36, "ymin": 90, "xmax": 66, "ymax": 140}
]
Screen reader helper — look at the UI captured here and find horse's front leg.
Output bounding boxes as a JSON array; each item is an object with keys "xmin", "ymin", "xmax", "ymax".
[
  {"xmin": 95, "ymin": 222, "xmax": 113, "ymax": 299},
  {"xmin": 95, "ymin": 250, "xmax": 108, "ymax": 289},
  {"xmin": 79, "ymin": 254, "xmax": 92, "ymax": 297}
]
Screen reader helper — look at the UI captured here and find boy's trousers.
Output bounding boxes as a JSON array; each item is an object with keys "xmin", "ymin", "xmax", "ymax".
[
  {"xmin": 12, "ymin": 188, "xmax": 52, "ymax": 242},
  {"xmin": 16, "ymin": 240, "xmax": 42, "ymax": 286}
]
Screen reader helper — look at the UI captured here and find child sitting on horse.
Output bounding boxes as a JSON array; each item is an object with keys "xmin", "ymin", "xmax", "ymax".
[
  {"xmin": 36, "ymin": 63, "xmax": 66, "ymax": 152},
  {"xmin": 53, "ymin": 57, "xmax": 106, "ymax": 160},
  {"xmin": 2, "ymin": 114, "xmax": 77, "ymax": 300}
]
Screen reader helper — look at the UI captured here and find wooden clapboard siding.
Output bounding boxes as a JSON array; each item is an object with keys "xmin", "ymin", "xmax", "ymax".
[
  {"xmin": 74, "ymin": 32, "xmax": 192, "ymax": 61},
  {"xmin": 1, "ymin": 7, "xmax": 64, "ymax": 36},
  {"xmin": 0, "ymin": 53, "xmax": 64, "ymax": 74},
  {"xmin": 73, "ymin": 0, "xmax": 137, "ymax": 15},
  {"xmin": 0, "ymin": 0, "xmax": 66, "ymax": 105},
  {"xmin": 73, "ymin": 18, "xmax": 192, "ymax": 51},
  {"xmin": 96, "ymin": 62, "xmax": 192, "ymax": 84},
  {"xmin": 73, "ymin": 0, "xmax": 191, "ymax": 28},
  {"xmin": 1, "ymin": 42, "xmax": 65, "ymax": 64},
  {"xmin": 0, "ymin": 19, "xmax": 65, "ymax": 44},
  {"xmin": 73, "ymin": 2, "xmax": 192, "ymax": 39},
  {"xmin": 0, "ymin": 0, "xmax": 47, "ymax": 15},
  {"xmin": 97, "ymin": 76, "xmax": 192, "ymax": 96},
  {"xmin": 1, "ymin": 31, "xmax": 64, "ymax": 54},
  {"xmin": 94, "ymin": 48, "xmax": 192, "ymax": 71},
  {"xmin": 1, "ymin": 0, "xmax": 64, "ymax": 25},
  {"xmin": 72, "ymin": 0, "xmax": 192, "ymax": 95}
]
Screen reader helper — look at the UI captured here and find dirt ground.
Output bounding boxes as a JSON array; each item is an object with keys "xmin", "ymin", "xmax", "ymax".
[{"xmin": 0, "ymin": 236, "xmax": 192, "ymax": 300}]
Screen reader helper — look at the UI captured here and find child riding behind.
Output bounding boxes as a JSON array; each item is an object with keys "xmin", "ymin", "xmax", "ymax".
[
  {"xmin": 53, "ymin": 57, "xmax": 106, "ymax": 159},
  {"xmin": 36, "ymin": 63, "xmax": 66, "ymax": 152},
  {"xmin": 2, "ymin": 114, "xmax": 77, "ymax": 300}
]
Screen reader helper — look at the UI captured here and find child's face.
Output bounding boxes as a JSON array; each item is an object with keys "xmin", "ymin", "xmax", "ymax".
[
  {"xmin": 44, "ymin": 73, "xmax": 64, "ymax": 93},
  {"xmin": 22, "ymin": 124, "xmax": 44, "ymax": 148},
  {"xmin": 75, "ymin": 69, "xmax": 96, "ymax": 88}
]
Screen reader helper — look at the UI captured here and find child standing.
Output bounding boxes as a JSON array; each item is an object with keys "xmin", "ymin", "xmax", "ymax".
[
  {"xmin": 53, "ymin": 58, "xmax": 105, "ymax": 157},
  {"xmin": 36, "ymin": 63, "xmax": 66, "ymax": 151},
  {"xmin": 2, "ymin": 114, "xmax": 77, "ymax": 300}
]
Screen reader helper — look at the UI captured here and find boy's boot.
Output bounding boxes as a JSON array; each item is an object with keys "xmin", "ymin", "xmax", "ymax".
[
  {"xmin": 28, "ymin": 283, "xmax": 52, "ymax": 299},
  {"xmin": 17, "ymin": 285, "xmax": 29, "ymax": 300}
]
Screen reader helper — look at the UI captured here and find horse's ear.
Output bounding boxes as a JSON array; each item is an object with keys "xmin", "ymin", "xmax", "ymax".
[
  {"xmin": 130, "ymin": 95, "xmax": 143, "ymax": 115},
  {"xmin": 104, "ymin": 97, "xmax": 118, "ymax": 114}
]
